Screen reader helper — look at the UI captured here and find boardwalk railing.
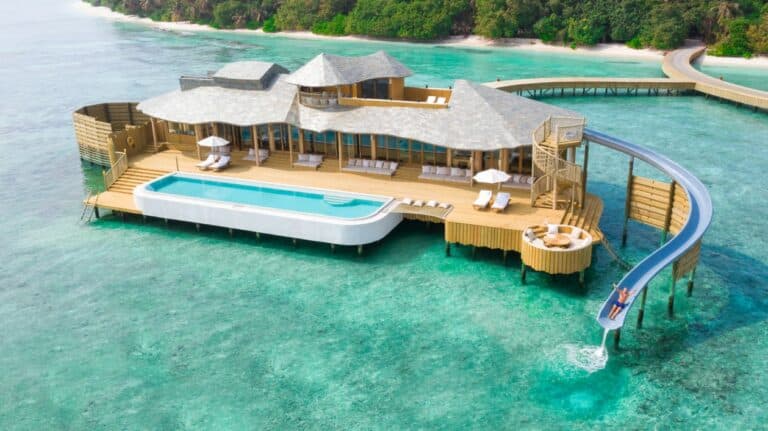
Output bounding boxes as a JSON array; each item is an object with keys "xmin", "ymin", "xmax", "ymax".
[{"xmin": 102, "ymin": 150, "xmax": 127, "ymax": 190}]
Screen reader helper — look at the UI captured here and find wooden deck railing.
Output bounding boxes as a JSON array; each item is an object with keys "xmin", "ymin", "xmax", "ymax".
[{"xmin": 102, "ymin": 150, "xmax": 127, "ymax": 190}]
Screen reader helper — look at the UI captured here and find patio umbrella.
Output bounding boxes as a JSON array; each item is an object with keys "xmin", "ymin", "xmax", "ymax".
[
  {"xmin": 197, "ymin": 135, "xmax": 230, "ymax": 148},
  {"xmin": 473, "ymin": 169, "xmax": 511, "ymax": 189}
]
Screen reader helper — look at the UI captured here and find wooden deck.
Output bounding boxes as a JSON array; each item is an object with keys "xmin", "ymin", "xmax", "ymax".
[
  {"xmin": 662, "ymin": 47, "xmax": 768, "ymax": 111},
  {"xmin": 88, "ymin": 149, "xmax": 604, "ymax": 252}
]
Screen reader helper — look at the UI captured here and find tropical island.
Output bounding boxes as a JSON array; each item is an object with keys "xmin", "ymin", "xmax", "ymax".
[{"xmin": 85, "ymin": 0, "xmax": 768, "ymax": 57}]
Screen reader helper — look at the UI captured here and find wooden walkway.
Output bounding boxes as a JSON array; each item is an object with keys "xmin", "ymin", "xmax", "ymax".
[
  {"xmin": 87, "ymin": 149, "xmax": 604, "ymax": 252},
  {"xmin": 486, "ymin": 77, "xmax": 695, "ymax": 97},
  {"xmin": 662, "ymin": 46, "xmax": 768, "ymax": 110}
]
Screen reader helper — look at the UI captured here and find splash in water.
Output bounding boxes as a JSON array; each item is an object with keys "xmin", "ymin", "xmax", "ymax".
[{"xmin": 564, "ymin": 329, "xmax": 609, "ymax": 373}]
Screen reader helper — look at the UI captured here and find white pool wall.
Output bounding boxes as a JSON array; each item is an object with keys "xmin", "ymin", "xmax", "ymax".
[{"xmin": 134, "ymin": 173, "xmax": 403, "ymax": 246}]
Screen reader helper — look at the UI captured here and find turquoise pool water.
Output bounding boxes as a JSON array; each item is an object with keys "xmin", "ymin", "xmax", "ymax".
[
  {"xmin": 147, "ymin": 174, "xmax": 386, "ymax": 219},
  {"xmin": 2, "ymin": 0, "xmax": 768, "ymax": 429}
]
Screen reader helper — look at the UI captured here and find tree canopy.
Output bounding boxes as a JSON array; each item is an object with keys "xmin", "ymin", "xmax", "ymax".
[{"xmin": 86, "ymin": 0, "xmax": 768, "ymax": 56}]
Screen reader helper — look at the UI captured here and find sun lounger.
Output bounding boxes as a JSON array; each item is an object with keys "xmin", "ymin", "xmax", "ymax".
[
  {"xmin": 418, "ymin": 165, "xmax": 471, "ymax": 183},
  {"xmin": 402, "ymin": 197, "xmax": 414, "ymax": 205},
  {"xmin": 473, "ymin": 190, "xmax": 493, "ymax": 210},
  {"xmin": 426, "ymin": 200, "xmax": 438, "ymax": 208},
  {"xmin": 210, "ymin": 155, "xmax": 231, "ymax": 171},
  {"xmin": 412, "ymin": 200, "xmax": 424, "ymax": 207},
  {"xmin": 491, "ymin": 192, "xmax": 510, "ymax": 212},
  {"xmin": 196, "ymin": 154, "xmax": 217, "ymax": 170},
  {"xmin": 426, "ymin": 95, "xmax": 437, "ymax": 103},
  {"xmin": 294, "ymin": 153, "xmax": 323, "ymax": 169},
  {"xmin": 438, "ymin": 202, "xmax": 451, "ymax": 209}
]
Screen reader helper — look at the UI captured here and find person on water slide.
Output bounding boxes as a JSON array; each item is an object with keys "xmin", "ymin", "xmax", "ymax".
[{"xmin": 609, "ymin": 285, "xmax": 630, "ymax": 320}]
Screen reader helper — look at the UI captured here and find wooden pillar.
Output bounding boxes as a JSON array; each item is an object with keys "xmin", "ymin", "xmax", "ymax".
[
  {"xmin": 127, "ymin": 103, "xmax": 134, "ymax": 124},
  {"xmin": 252, "ymin": 125, "xmax": 260, "ymax": 166},
  {"xmin": 298, "ymin": 128, "xmax": 305, "ymax": 154},
  {"xmin": 150, "ymin": 117, "xmax": 158, "ymax": 149},
  {"xmin": 371, "ymin": 134, "xmax": 377, "ymax": 160},
  {"xmin": 267, "ymin": 124, "xmax": 276, "ymax": 152},
  {"xmin": 518, "ymin": 147, "xmax": 524, "ymax": 173},
  {"xmin": 621, "ymin": 156, "xmax": 635, "ymax": 247},
  {"xmin": 420, "ymin": 142, "xmax": 424, "ymax": 164},
  {"xmin": 194, "ymin": 124, "xmax": 203, "ymax": 160},
  {"xmin": 287, "ymin": 125, "xmax": 294, "ymax": 167},
  {"xmin": 446, "ymin": 148, "xmax": 452, "ymax": 167},
  {"xmin": 212, "ymin": 122, "xmax": 219, "ymax": 136},
  {"xmin": 473, "ymin": 151, "xmax": 483, "ymax": 172},
  {"xmin": 407, "ymin": 139, "xmax": 413, "ymax": 163},
  {"xmin": 337, "ymin": 132, "xmax": 343, "ymax": 171},
  {"xmin": 499, "ymin": 149, "xmax": 509, "ymax": 171},
  {"xmin": 661, "ymin": 180, "xmax": 677, "ymax": 245}
]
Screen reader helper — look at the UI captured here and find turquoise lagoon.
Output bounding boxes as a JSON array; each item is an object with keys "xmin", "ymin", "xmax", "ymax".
[{"xmin": 1, "ymin": 0, "xmax": 768, "ymax": 429}]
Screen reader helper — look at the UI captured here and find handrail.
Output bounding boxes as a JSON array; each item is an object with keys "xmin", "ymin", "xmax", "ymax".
[
  {"xmin": 584, "ymin": 129, "xmax": 713, "ymax": 330},
  {"xmin": 102, "ymin": 150, "xmax": 127, "ymax": 190}
]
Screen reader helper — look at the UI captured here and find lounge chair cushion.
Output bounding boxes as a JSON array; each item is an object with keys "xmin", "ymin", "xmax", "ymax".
[
  {"xmin": 389, "ymin": 162, "xmax": 398, "ymax": 171},
  {"xmin": 438, "ymin": 202, "xmax": 451, "ymax": 209},
  {"xmin": 570, "ymin": 227, "xmax": 582, "ymax": 240},
  {"xmin": 362, "ymin": 159, "xmax": 372, "ymax": 168},
  {"xmin": 402, "ymin": 197, "xmax": 413, "ymax": 205},
  {"xmin": 422, "ymin": 165, "xmax": 432, "ymax": 174},
  {"xmin": 259, "ymin": 149, "xmax": 269, "ymax": 157},
  {"xmin": 375, "ymin": 160, "xmax": 384, "ymax": 169},
  {"xmin": 466, "ymin": 170, "xmax": 473, "ymax": 178},
  {"xmin": 426, "ymin": 200, "xmax": 438, "ymax": 207},
  {"xmin": 413, "ymin": 200, "xmax": 424, "ymax": 207},
  {"xmin": 298, "ymin": 154, "xmax": 309, "ymax": 162},
  {"xmin": 527, "ymin": 176, "xmax": 534, "ymax": 185},
  {"xmin": 512, "ymin": 174, "xmax": 521, "ymax": 183},
  {"xmin": 309, "ymin": 154, "xmax": 322, "ymax": 163},
  {"xmin": 547, "ymin": 224, "xmax": 559, "ymax": 235},
  {"xmin": 436, "ymin": 166, "xmax": 450, "ymax": 176},
  {"xmin": 380, "ymin": 161, "xmax": 389, "ymax": 170},
  {"xmin": 355, "ymin": 159, "xmax": 363, "ymax": 167},
  {"xmin": 450, "ymin": 167, "xmax": 462, "ymax": 177},
  {"xmin": 347, "ymin": 158, "xmax": 356, "ymax": 167}
]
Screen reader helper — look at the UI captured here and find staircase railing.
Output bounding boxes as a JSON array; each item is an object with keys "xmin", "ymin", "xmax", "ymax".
[
  {"xmin": 530, "ymin": 117, "xmax": 584, "ymax": 209},
  {"xmin": 102, "ymin": 149, "xmax": 127, "ymax": 190}
]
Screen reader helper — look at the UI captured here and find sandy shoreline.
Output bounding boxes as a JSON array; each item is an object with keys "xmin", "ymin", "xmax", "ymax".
[{"xmin": 74, "ymin": 1, "xmax": 768, "ymax": 69}]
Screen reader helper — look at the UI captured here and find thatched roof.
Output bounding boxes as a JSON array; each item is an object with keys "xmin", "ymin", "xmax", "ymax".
[
  {"xmin": 137, "ymin": 53, "xmax": 584, "ymax": 151},
  {"xmin": 285, "ymin": 51, "xmax": 412, "ymax": 87}
]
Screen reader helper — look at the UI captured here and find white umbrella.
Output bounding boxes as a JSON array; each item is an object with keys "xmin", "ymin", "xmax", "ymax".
[
  {"xmin": 473, "ymin": 169, "xmax": 511, "ymax": 184},
  {"xmin": 197, "ymin": 135, "xmax": 230, "ymax": 147}
]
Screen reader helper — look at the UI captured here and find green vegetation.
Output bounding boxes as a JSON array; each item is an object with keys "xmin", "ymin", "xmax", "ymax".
[{"xmin": 85, "ymin": 0, "xmax": 768, "ymax": 56}]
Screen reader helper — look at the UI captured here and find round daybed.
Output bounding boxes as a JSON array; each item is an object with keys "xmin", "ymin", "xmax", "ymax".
[{"xmin": 520, "ymin": 224, "xmax": 593, "ymax": 286}]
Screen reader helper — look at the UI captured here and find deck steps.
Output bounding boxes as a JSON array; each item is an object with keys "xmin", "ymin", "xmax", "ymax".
[
  {"xmin": 107, "ymin": 167, "xmax": 168, "ymax": 195},
  {"xmin": 560, "ymin": 194, "xmax": 604, "ymax": 240}
]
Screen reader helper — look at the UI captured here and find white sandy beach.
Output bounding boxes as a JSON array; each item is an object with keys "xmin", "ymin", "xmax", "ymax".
[{"xmin": 74, "ymin": 0, "xmax": 768, "ymax": 69}]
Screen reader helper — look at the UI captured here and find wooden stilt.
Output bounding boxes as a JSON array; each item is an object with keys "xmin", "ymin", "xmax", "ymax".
[
  {"xmin": 502, "ymin": 250, "xmax": 508, "ymax": 266},
  {"xmin": 471, "ymin": 246, "xmax": 476, "ymax": 260},
  {"xmin": 578, "ymin": 270, "xmax": 585, "ymax": 288},
  {"xmin": 164, "ymin": 218, "xmax": 168, "ymax": 225},
  {"xmin": 668, "ymin": 277, "xmax": 676, "ymax": 317},
  {"xmin": 622, "ymin": 156, "xmax": 635, "ymax": 247},
  {"xmin": 445, "ymin": 242, "xmax": 451, "ymax": 257},
  {"xmin": 94, "ymin": 207, "xmax": 100, "ymax": 219},
  {"xmin": 357, "ymin": 245, "xmax": 363, "ymax": 256},
  {"xmin": 292, "ymin": 238, "xmax": 297, "ymax": 247},
  {"xmin": 256, "ymin": 232, "xmax": 260, "ymax": 239},
  {"xmin": 195, "ymin": 223, "xmax": 200, "ymax": 232},
  {"xmin": 330, "ymin": 244, "xmax": 336, "ymax": 253},
  {"xmin": 521, "ymin": 263, "xmax": 527, "ymax": 283},
  {"xmin": 228, "ymin": 228, "xmax": 233, "ymax": 237},
  {"xmin": 613, "ymin": 328, "xmax": 621, "ymax": 349},
  {"xmin": 687, "ymin": 268, "xmax": 696, "ymax": 297},
  {"xmin": 637, "ymin": 285, "xmax": 649, "ymax": 329}
]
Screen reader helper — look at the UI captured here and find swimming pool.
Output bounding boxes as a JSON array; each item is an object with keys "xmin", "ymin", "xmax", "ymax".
[{"xmin": 134, "ymin": 172, "xmax": 402, "ymax": 245}]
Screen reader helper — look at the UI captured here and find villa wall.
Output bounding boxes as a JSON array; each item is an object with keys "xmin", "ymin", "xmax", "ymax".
[{"xmin": 72, "ymin": 103, "xmax": 150, "ymax": 166}]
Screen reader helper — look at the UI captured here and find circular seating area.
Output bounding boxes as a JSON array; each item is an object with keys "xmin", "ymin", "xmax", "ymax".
[{"xmin": 521, "ymin": 224, "xmax": 593, "ymax": 275}]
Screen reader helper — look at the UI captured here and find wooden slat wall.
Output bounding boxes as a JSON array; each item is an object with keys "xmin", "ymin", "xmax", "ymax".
[
  {"xmin": 628, "ymin": 176, "xmax": 689, "ymax": 233},
  {"xmin": 445, "ymin": 221, "xmax": 522, "ymax": 251},
  {"xmin": 72, "ymin": 103, "xmax": 149, "ymax": 166},
  {"xmin": 673, "ymin": 240, "xmax": 701, "ymax": 280}
]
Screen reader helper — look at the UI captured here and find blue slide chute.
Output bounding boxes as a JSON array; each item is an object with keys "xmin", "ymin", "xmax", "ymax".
[{"xmin": 583, "ymin": 129, "xmax": 713, "ymax": 330}]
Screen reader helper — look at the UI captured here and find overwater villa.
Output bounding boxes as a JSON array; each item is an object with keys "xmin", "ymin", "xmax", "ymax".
[{"xmin": 73, "ymin": 51, "xmax": 710, "ymax": 340}]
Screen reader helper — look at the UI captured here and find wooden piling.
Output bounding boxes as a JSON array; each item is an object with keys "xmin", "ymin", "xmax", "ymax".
[
  {"xmin": 621, "ymin": 156, "xmax": 634, "ymax": 247},
  {"xmin": 668, "ymin": 277, "xmax": 676, "ymax": 317},
  {"xmin": 637, "ymin": 285, "xmax": 649, "ymax": 329},
  {"xmin": 687, "ymin": 267, "xmax": 696, "ymax": 296}
]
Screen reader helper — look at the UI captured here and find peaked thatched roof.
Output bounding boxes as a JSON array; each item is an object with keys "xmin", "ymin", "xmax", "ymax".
[{"xmin": 285, "ymin": 51, "xmax": 412, "ymax": 87}]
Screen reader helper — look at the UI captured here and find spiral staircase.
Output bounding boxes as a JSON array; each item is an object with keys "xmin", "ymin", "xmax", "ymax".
[{"xmin": 530, "ymin": 116, "xmax": 586, "ymax": 210}]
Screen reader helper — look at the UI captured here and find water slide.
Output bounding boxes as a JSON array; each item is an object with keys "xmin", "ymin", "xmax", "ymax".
[{"xmin": 583, "ymin": 129, "xmax": 713, "ymax": 330}]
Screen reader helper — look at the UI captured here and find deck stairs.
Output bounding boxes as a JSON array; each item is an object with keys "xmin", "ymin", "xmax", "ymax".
[
  {"xmin": 530, "ymin": 116, "xmax": 586, "ymax": 210},
  {"xmin": 107, "ymin": 167, "xmax": 168, "ymax": 194}
]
